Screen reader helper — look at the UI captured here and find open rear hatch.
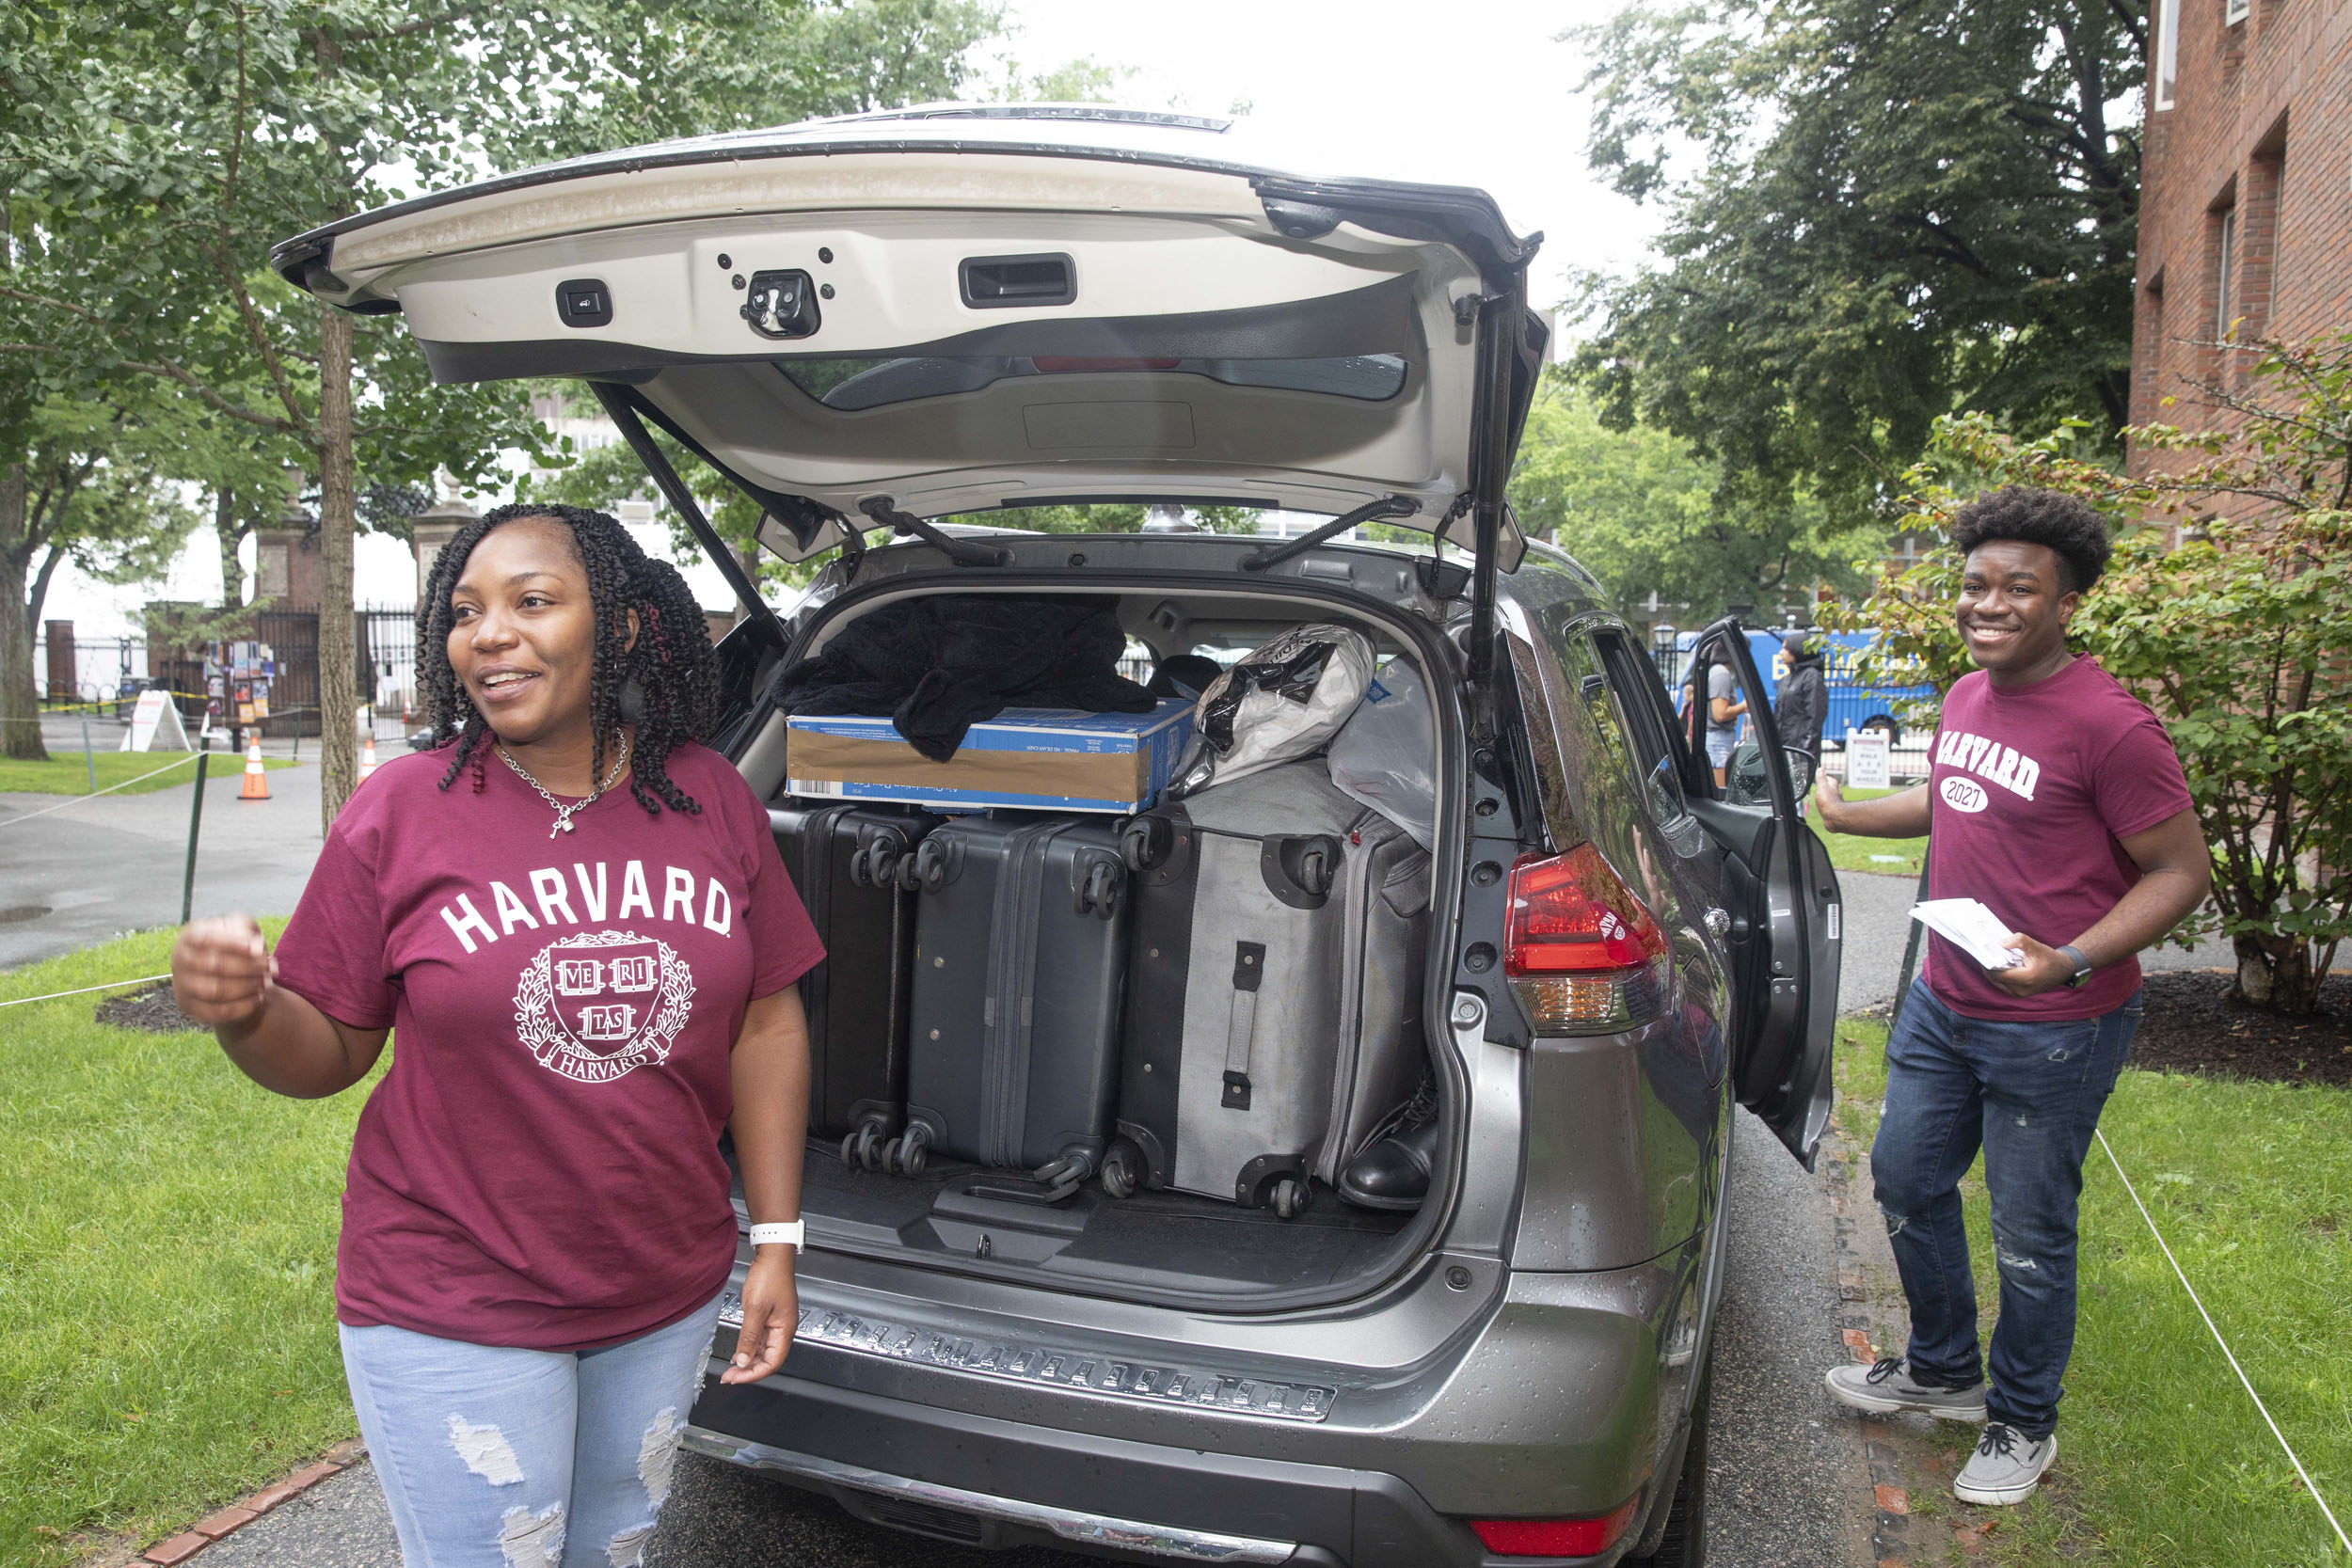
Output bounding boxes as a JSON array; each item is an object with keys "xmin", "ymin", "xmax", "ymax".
[{"xmin": 272, "ymin": 104, "xmax": 1544, "ymax": 590}]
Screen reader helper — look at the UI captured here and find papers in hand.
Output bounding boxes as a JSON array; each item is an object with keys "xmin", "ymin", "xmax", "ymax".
[{"xmin": 1911, "ymin": 898, "xmax": 2025, "ymax": 970}]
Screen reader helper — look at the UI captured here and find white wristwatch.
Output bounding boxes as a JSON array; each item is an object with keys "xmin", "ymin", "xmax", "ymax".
[{"xmin": 748, "ymin": 1220, "xmax": 804, "ymax": 1251}]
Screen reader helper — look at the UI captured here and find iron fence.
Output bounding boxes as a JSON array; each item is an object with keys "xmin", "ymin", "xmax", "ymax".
[{"xmin": 32, "ymin": 603, "xmax": 419, "ymax": 733}]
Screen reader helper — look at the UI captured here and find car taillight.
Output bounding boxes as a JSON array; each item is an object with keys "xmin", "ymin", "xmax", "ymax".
[
  {"xmin": 1505, "ymin": 843, "xmax": 1669, "ymax": 1036},
  {"xmin": 1469, "ymin": 1497, "xmax": 1641, "ymax": 1556}
]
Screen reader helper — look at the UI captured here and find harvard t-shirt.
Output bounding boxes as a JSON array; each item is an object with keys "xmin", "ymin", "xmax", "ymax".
[
  {"xmin": 1922, "ymin": 657, "xmax": 2193, "ymax": 1022},
  {"xmin": 274, "ymin": 739, "xmax": 822, "ymax": 1351}
]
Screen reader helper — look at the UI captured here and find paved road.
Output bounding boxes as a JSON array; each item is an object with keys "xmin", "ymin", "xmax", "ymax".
[{"xmin": 0, "ymin": 715, "xmax": 351, "ymax": 971}]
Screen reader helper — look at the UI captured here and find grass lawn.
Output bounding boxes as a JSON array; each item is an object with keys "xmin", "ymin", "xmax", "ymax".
[
  {"xmin": 0, "ymin": 751, "xmax": 296, "ymax": 798},
  {"xmin": 1816, "ymin": 785, "xmax": 1928, "ymax": 878},
  {"xmin": 0, "ymin": 927, "xmax": 377, "ymax": 1567},
  {"xmin": 1835, "ymin": 1018, "xmax": 2352, "ymax": 1565}
]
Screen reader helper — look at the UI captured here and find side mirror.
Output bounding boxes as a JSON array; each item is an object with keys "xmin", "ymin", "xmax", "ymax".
[{"xmin": 1784, "ymin": 747, "xmax": 1816, "ymax": 796}]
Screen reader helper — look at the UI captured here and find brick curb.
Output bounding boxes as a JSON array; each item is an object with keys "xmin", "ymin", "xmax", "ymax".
[
  {"xmin": 1819, "ymin": 1120, "xmax": 1917, "ymax": 1567},
  {"xmin": 138, "ymin": 1440, "xmax": 367, "ymax": 1565}
]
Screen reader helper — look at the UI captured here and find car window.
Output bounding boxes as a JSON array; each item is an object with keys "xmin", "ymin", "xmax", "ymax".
[
  {"xmin": 1691, "ymin": 630, "xmax": 1776, "ymax": 807},
  {"xmin": 1589, "ymin": 626, "xmax": 1692, "ymax": 830}
]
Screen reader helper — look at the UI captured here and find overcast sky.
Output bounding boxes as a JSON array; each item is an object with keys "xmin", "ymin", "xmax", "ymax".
[{"xmin": 49, "ymin": 0, "xmax": 1655, "ymax": 637}]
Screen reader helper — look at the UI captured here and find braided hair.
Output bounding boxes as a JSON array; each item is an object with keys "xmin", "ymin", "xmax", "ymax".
[{"xmin": 416, "ymin": 502, "xmax": 721, "ymax": 816}]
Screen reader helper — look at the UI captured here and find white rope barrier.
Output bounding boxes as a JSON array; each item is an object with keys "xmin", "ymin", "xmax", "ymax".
[
  {"xmin": 0, "ymin": 752, "xmax": 204, "ymax": 829},
  {"xmin": 2096, "ymin": 1128, "xmax": 2352, "ymax": 1556},
  {"xmin": 0, "ymin": 973, "xmax": 173, "ymax": 1008}
]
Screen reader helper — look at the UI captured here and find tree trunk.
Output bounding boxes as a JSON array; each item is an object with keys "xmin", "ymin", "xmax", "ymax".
[
  {"xmin": 0, "ymin": 465, "xmax": 47, "ymax": 762},
  {"xmin": 2233, "ymin": 930, "xmax": 2318, "ymax": 1016},
  {"xmin": 317, "ymin": 309, "xmax": 358, "ymax": 831}
]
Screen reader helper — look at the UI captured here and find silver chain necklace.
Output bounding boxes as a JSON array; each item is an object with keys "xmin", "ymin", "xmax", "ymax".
[{"xmin": 494, "ymin": 735, "xmax": 631, "ymax": 838}]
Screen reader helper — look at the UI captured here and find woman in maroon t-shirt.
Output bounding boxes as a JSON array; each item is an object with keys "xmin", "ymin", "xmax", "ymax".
[{"xmin": 171, "ymin": 505, "xmax": 822, "ymax": 1566}]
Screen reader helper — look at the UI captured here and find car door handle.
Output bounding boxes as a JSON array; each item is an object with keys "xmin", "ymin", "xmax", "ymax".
[{"xmin": 1704, "ymin": 907, "xmax": 1730, "ymax": 938}]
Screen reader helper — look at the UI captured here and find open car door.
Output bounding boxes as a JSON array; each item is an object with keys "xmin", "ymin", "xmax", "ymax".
[{"xmin": 1681, "ymin": 619, "xmax": 1842, "ymax": 1167}]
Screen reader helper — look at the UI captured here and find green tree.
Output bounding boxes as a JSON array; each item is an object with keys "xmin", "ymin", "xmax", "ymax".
[
  {"xmin": 6, "ymin": 0, "xmax": 1004, "ymax": 816},
  {"xmin": 0, "ymin": 385, "xmax": 208, "ymax": 756},
  {"xmin": 1508, "ymin": 373, "xmax": 1871, "ymax": 622},
  {"xmin": 1827, "ymin": 332, "xmax": 2352, "ymax": 1015},
  {"xmin": 1571, "ymin": 0, "xmax": 2143, "ymax": 529}
]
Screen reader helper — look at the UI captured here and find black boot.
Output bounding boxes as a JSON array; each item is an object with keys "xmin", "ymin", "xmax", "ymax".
[{"xmin": 1338, "ymin": 1117, "xmax": 1439, "ymax": 1212}]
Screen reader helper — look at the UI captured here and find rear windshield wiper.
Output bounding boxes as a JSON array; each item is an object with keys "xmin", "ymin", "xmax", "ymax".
[
  {"xmin": 858, "ymin": 497, "xmax": 1014, "ymax": 568},
  {"xmin": 1239, "ymin": 494, "xmax": 1422, "ymax": 572}
]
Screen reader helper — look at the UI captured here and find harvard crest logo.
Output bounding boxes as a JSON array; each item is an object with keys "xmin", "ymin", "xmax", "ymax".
[{"xmin": 513, "ymin": 930, "xmax": 695, "ymax": 1085}]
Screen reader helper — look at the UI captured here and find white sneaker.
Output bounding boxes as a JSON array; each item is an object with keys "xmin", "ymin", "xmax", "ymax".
[
  {"xmin": 1953, "ymin": 1422, "xmax": 2055, "ymax": 1505},
  {"xmin": 1824, "ymin": 1357, "xmax": 1988, "ymax": 1421}
]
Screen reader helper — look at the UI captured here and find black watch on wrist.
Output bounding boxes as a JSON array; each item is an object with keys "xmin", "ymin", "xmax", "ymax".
[{"xmin": 2057, "ymin": 945, "xmax": 2094, "ymax": 988}]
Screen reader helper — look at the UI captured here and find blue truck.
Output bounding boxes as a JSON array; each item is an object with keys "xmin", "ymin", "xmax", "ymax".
[{"xmin": 1665, "ymin": 627, "xmax": 1936, "ymax": 748}]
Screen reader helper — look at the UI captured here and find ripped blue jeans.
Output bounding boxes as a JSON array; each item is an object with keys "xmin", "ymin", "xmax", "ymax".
[
  {"xmin": 338, "ymin": 1291, "xmax": 723, "ymax": 1567},
  {"xmin": 1871, "ymin": 982, "xmax": 2140, "ymax": 1439}
]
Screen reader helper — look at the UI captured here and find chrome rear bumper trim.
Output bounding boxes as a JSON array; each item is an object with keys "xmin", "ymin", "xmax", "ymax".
[
  {"xmin": 718, "ymin": 1289, "xmax": 1337, "ymax": 1422},
  {"xmin": 683, "ymin": 1425, "xmax": 1298, "ymax": 1564}
]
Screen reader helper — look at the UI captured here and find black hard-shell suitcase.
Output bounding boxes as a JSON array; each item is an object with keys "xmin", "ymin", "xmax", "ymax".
[
  {"xmin": 893, "ymin": 816, "xmax": 1130, "ymax": 1198},
  {"xmin": 1104, "ymin": 760, "xmax": 1430, "ymax": 1216},
  {"xmin": 767, "ymin": 801, "xmax": 936, "ymax": 1167}
]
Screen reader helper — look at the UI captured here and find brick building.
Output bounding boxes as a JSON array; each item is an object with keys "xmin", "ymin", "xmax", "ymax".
[{"xmin": 2131, "ymin": 0, "xmax": 2352, "ymax": 478}]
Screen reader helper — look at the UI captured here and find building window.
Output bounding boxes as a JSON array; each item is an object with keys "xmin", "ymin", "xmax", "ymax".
[
  {"xmin": 2155, "ymin": 0, "xmax": 2181, "ymax": 108},
  {"xmin": 2225, "ymin": 0, "xmax": 2249, "ymax": 24},
  {"xmin": 2215, "ymin": 206, "xmax": 2237, "ymax": 340}
]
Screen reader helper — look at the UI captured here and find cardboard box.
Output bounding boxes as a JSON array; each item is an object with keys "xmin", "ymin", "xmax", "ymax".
[{"xmin": 787, "ymin": 702, "xmax": 1195, "ymax": 814}]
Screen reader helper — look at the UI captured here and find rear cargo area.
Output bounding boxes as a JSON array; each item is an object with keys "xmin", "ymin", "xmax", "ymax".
[{"xmin": 741, "ymin": 582, "xmax": 1452, "ymax": 1305}]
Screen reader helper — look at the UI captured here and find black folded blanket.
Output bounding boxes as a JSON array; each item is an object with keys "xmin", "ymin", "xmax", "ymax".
[{"xmin": 771, "ymin": 595, "xmax": 1157, "ymax": 761}]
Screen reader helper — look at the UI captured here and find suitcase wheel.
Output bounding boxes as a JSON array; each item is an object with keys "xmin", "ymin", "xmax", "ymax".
[
  {"xmin": 885, "ymin": 1125, "xmax": 930, "ymax": 1178},
  {"xmin": 849, "ymin": 838, "xmax": 892, "ymax": 888},
  {"xmin": 1120, "ymin": 815, "xmax": 1171, "ymax": 871},
  {"xmin": 1075, "ymin": 858, "xmax": 1124, "ymax": 919},
  {"xmin": 1271, "ymin": 1177, "xmax": 1309, "ymax": 1221},
  {"xmin": 912, "ymin": 837, "xmax": 957, "ymax": 895},
  {"xmin": 1100, "ymin": 1139, "xmax": 1140, "ymax": 1199},
  {"xmin": 840, "ymin": 1122, "xmax": 885, "ymax": 1171}
]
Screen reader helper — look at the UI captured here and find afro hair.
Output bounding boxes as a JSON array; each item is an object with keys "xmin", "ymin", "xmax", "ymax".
[{"xmin": 1949, "ymin": 485, "xmax": 2114, "ymax": 597}]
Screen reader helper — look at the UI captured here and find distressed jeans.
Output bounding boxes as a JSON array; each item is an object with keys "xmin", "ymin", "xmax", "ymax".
[
  {"xmin": 338, "ymin": 1291, "xmax": 724, "ymax": 1568},
  {"xmin": 1871, "ymin": 982, "xmax": 2140, "ymax": 1439}
]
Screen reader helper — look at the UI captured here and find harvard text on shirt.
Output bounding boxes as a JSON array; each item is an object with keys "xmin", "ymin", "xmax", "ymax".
[
  {"xmin": 1934, "ymin": 731, "xmax": 2042, "ymax": 803},
  {"xmin": 438, "ymin": 860, "xmax": 736, "ymax": 955}
]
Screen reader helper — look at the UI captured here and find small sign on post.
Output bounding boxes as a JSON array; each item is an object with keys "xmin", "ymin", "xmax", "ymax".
[
  {"xmin": 119, "ymin": 689, "xmax": 192, "ymax": 753},
  {"xmin": 1846, "ymin": 726, "xmax": 1892, "ymax": 791}
]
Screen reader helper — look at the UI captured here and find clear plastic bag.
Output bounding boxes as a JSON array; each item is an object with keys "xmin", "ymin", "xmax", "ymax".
[
  {"xmin": 1168, "ymin": 624, "xmax": 1375, "ymax": 797},
  {"xmin": 1327, "ymin": 657, "xmax": 1437, "ymax": 848}
]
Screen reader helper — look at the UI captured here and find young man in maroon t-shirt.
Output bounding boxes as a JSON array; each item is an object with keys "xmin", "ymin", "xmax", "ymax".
[{"xmin": 1812, "ymin": 487, "xmax": 2211, "ymax": 1506}]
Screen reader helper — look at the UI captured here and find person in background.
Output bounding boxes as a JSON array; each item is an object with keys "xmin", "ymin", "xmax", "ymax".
[
  {"xmin": 1810, "ymin": 486, "xmax": 2210, "ymax": 1509},
  {"xmin": 1704, "ymin": 649, "xmax": 1747, "ymax": 788},
  {"xmin": 1775, "ymin": 629, "xmax": 1828, "ymax": 773}
]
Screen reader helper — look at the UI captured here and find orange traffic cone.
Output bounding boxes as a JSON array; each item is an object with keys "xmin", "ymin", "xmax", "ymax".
[
  {"xmin": 358, "ymin": 731, "xmax": 379, "ymax": 784},
  {"xmin": 238, "ymin": 736, "xmax": 271, "ymax": 800}
]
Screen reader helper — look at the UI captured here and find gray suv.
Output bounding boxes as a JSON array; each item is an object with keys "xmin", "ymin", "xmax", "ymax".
[{"xmin": 278, "ymin": 103, "xmax": 1841, "ymax": 1568}]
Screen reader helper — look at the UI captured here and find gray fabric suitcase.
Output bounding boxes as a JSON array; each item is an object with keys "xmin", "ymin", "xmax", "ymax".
[
  {"xmin": 1104, "ymin": 761, "xmax": 1431, "ymax": 1216},
  {"xmin": 893, "ymin": 815, "xmax": 1130, "ymax": 1198}
]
